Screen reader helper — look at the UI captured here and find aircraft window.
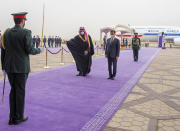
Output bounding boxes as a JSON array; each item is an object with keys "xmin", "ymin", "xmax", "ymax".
[
  {"xmin": 167, "ymin": 30, "xmax": 177, "ymax": 32},
  {"xmin": 148, "ymin": 30, "xmax": 159, "ymax": 32}
]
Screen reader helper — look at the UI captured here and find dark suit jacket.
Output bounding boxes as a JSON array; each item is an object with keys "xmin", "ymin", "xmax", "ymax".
[
  {"xmin": 105, "ymin": 37, "xmax": 120, "ymax": 58},
  {"xmin": 1, "ymin": 25, "xmax": 40, "ymax": 73}
]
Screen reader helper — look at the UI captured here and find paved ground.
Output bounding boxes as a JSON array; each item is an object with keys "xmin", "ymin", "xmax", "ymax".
[{"xmin": 104, "ymin": 48, "xmax": 180, "ymax": 131}]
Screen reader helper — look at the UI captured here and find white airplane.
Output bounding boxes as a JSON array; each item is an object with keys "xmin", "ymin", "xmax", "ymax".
[
  {"xmin": 115, "ymin": 26, "xmax": 180, "ymax": 45},
  {"xmin": 132, "ymin": 26, "xmax": 180, "ymax": 45}
]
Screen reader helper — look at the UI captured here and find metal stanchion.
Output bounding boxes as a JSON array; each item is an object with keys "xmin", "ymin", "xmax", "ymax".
[
  {"xmin": 44, "ymin": 47, "xmax": 49, "ymax": 69},
  {"xmin": 128, "ymin": 45, "xmax": 131, "ymax": 49},
  {"xmin": 96, "ymin": 46, "xmax": 99, "ymax": 56},
  {"xmin": 101, "ymin": 51, "xmax": 105, "ymax": 56},
  {"xmin": 121, "ymin": 45, "xmax": 125, "ymax": 50},
  {"xmin": 60, "ymin": 46, "xmax": 65, "ymax": 65},
  {"xmin": 100, "ymin": 46, "xmax": 105, "ymax": 56}
]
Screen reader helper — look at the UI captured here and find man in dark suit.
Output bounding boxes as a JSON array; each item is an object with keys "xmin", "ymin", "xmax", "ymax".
[
  {"xmin": 105, "ymin": 30, "xmax": 120, "ymax": 80},
  {"xmin": 1, "ymin": 12, "xmax": 43, "ymax": 125}
]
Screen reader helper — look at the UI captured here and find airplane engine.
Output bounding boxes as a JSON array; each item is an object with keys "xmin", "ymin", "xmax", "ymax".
[{"xmin": 174, "ymin": 38, "xmax": 180, "ymax": 45}]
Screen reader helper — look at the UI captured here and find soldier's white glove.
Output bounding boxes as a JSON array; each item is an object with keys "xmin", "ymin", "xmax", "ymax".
[{"xmin": 2, "ymin": 70, "xmax": 6, "ymax": 77}]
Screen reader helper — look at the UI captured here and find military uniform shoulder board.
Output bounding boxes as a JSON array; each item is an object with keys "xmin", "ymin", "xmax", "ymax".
[{"xmin": 24, "ymin": 28, "xmax": 32, "ymax": 33}]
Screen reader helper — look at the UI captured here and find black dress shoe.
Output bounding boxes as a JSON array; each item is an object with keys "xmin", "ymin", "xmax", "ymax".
[
  {"xmin": 76, "ymin": 73, "xmax": 83, "ymax": 76},
  {"xmin": 107, "ymin": 76, "xmax": 112, "ymax": 79},
  {"xmin": 110, "ymin": 77, "xmax": 115, "ymax": 80},
  {"xmin": 83, "ymin": 74, "xmax": 87, "ymax": 77},
  {"xmin": 14, "ymin": 116, "xmax": 28, "ymax": 125},
  {"xmin": 8, "ymin": 118, "xmax": 15, "ymax": 125}
]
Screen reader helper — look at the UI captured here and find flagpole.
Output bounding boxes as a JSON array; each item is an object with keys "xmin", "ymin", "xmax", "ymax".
[
  {"xmin": 40, "ymin": 3, "xmax": 45, "ymax": 47},
  {"xmin": 41, "ymin": 3, "xmax": 50, "ymax": 69}
]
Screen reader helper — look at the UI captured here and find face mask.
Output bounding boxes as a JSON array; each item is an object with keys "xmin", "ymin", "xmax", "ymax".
[
  {"xmin": 80, "ymin": 32, "xmax": 85, "ymax": 35},
  {"xmin": 111, "ymin": 34, "xmax": 115, "ymax": 38}
]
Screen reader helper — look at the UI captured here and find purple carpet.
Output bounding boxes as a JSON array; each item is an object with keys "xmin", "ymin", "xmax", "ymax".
[{"xmin": 0, "ymin": 48, "xmax": 160, "ymax": 131}]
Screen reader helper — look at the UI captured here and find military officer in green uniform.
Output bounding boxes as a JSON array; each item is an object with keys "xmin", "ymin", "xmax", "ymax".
[
  {"xmin": 1, "ymin": 12, "xmax": 43, "ymax": 125},
  {"xmin": 132, "ymin": 32, "xmax": 141, "ymax": 62}
]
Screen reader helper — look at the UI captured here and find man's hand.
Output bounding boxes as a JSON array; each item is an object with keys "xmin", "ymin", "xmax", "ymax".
[
  {"xmin": 2, "ymin": 70, "xmax": 6, "ymax": 77},
  {"xmin": 116, "ymin": 56, "xmax": 119, "ymax": 60},
  {"xmin": 84, "ymin": 50, "xmax": 88, "ymax": 55},
  {"xmin": 39, "ymin": 47, "xmax": 45, "ymax": 53},
  {"xmin": 62, "ymin": 40, "xmax": 67, "ymax": 44}
]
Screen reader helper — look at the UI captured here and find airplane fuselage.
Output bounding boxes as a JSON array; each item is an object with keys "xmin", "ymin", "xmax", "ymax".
[{"xmin": 132, "ymin": 26, "xmax": 180, "ymax": 45}]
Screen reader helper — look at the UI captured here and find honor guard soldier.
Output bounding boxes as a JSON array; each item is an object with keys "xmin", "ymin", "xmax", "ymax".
[
  {"xmin": 132, "ymin": 32, "xmax": 141, "ymax": 62},
  {"xmin": 48, "ymin": 36, "xmax": 51, "ymax": 47},
  {"xmin": 51, "ymin": 36, "xmax": 55, "ymax": 48},
  {"xmin": 1, "ymin": 12, "xmax": 43, "ymax": 125},
  {"xmin": 32, "ymin": 35, "xmax": 36, "ymax": 47},
  {"xmin": 36, "ymin": 35, "xmax": 40, "ymax": 48},
  {"xmin": 43, "ymin": 36, "xmax": 47, "ymax": 47}
]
